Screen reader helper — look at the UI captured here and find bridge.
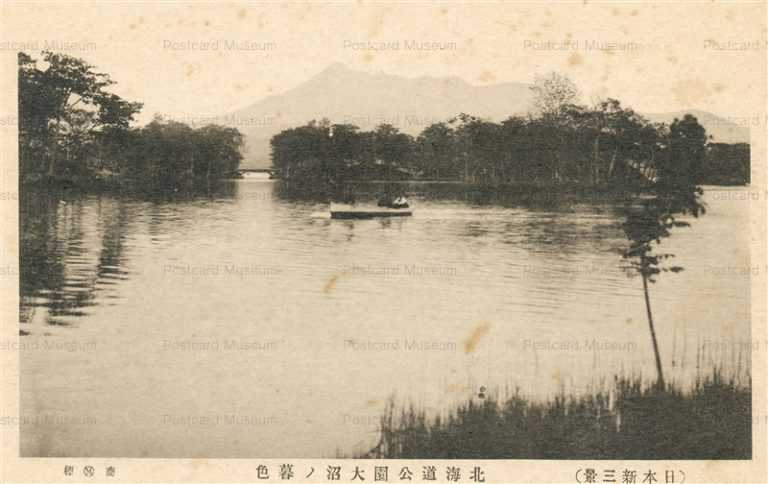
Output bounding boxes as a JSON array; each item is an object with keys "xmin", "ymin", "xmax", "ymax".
[
  {"xmin": 236, "ymin": 168, "xmax": 275, "ymax": 175},
  {"xmin": 230, "ymin": 168, "xmax": 277, "ymax": 178}
]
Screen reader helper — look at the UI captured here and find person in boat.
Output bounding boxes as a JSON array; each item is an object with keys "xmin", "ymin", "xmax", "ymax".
[
  {"xmin": 390, "ymin": 195, "xmax": 409, "ymax": 209},
  {"xmin": 376, "ymin": 192, "xmax": 409, "ymax": 209}
]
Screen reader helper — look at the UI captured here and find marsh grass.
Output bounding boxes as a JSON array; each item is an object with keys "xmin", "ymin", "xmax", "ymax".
[{"xmin": 361, "ymin": 370, "xmax": 751, "ymax": 459}]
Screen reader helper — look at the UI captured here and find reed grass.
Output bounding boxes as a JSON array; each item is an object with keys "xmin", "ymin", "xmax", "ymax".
[{"xmin": 360, "ymin": 370, "xmax": 751, "ymax": 459}]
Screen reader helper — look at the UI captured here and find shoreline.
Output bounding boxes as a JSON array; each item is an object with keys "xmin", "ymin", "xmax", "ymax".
[{"xmin": 358, "ymin": 371, "xmax": 752, "ymax": 460}]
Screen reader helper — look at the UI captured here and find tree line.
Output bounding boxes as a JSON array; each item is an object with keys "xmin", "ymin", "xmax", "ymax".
[
  {"xmin": 271, "ymin": 72, "xmax": 748, "ymax": 188},
  {"xmin": 19, "ymin": 51, "xmax": 243, "ymax": 190}
]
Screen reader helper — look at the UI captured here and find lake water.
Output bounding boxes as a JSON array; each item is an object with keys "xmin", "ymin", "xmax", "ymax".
[{"xmin": 19, "ymin": 180, "xmax": 751, "ymax": 457}]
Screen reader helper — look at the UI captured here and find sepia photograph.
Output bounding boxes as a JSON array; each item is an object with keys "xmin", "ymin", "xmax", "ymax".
[{"xmin": 1, "ymin": 1, "xmax": 766, "ymax": 483}]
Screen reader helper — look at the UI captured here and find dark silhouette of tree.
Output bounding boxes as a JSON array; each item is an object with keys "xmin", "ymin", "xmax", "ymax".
[
  {"xmin": 269, "ymin": 74, "xmax": 745, "ymax": 190},
  {"xmin": 18, "ymin": 51, "xmax": 142, "ymax": 182},
  {"xmin": 415, "ymin": 122, "xmax": 456, "ymax": 180},
  {"xmin": 703, "ymin": 143, "xmax": 749, "ymax": 185},
  {"xmin": 112, "ymin": 116, "xmax": 244, "ymax": 190},
  {"xmin": 529, "ymin": 72, "xmax": 581, "ymax": 121},
  {"xmin": 19, "ymin": 51, "xmax": 244, "ymax": 191},
  {"xmin": 373, "ymin": 124, "xmax": 414, "ymax": 166},
  {"xmin": 621, "ymin": 115, "xmax": 708, "ymax": 387}
]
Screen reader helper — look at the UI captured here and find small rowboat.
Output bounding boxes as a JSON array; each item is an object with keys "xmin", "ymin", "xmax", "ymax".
[{"xmin": 330, "ymin": 202, "xmax": 413, "ymax": 219}]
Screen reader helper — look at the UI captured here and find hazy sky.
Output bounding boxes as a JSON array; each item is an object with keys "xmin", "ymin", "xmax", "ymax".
[{"xmin": 2, "ymin": 1, "xmax": 766, "ymax": 124}]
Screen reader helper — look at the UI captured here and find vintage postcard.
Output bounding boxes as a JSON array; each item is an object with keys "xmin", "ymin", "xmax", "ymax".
[{"xmin": 0, "ymin": 1, "xmax": 766, "ymax": 483}]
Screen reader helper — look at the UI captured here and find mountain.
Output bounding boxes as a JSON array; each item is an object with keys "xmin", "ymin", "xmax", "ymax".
[
  {"xmin": 221, "ymin": 64, "xmax": 750, "ymax": 168},
  {"xmin": 223, "ymin": 63, "xmax": 533, "ymax": 168},
  {"xmin": 643, "ymin": 110, "xmax": 750, "ymax": 145}
]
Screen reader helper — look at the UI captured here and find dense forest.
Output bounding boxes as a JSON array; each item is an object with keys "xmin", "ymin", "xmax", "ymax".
[
  {"xmin": 271, "ymin": 73, "xmax": 749, "ymax": 188},
  {"xmin": 19, "ymin": 51, "xmax": 243, "ymax": 190},
  {"xmin": 702, "ymin": 142, "xmax": 750, "ymax": 185}
]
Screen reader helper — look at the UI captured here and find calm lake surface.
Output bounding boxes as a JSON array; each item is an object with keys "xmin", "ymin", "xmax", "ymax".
[{"xmin": 19, "ymin": 179, "xmax": 751, "ymax": 457}]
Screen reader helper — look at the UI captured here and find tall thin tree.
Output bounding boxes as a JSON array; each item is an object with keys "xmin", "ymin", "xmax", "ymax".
[{"xmin": 621, "ymin": 115, "xmax": 707, "ymax": 388}]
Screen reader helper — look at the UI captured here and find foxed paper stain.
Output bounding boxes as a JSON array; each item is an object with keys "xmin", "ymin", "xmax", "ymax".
[{"xmin": 463, "ymin": 321, "xmax": 491, "ymax": 354}]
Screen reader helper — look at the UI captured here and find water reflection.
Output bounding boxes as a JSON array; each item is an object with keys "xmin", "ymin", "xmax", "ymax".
[
  {"xmin": 19, "ymin": 180, "xmax": 751, "ymax": 457},
  {"xmin": 19, "ymin": 183, "xmax": 237, "ymax": 329}
]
